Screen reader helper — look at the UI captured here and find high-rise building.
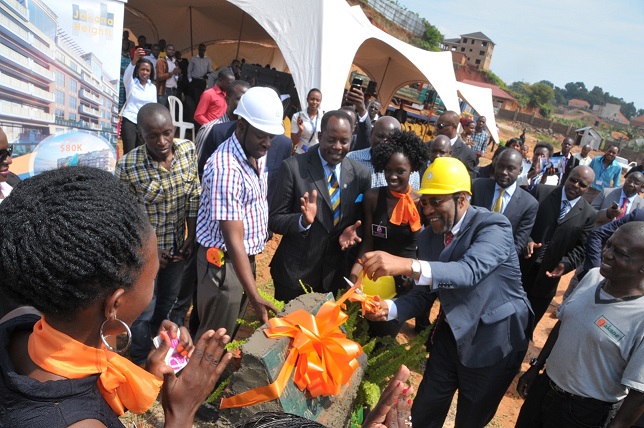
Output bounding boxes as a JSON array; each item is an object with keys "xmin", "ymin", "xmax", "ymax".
[{"xmin": 441, "ymin": 32, "xmax": 495, "ymax": 71}]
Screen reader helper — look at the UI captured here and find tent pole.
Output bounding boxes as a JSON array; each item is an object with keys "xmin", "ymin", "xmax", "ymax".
[
  {"xmin": 236, "ymin": 12, "xmax": 245, "ymax": 60},
  {"xmin": 380, "ymin": 57, "xmax": 391, "ymax": 85},
  {"xmin": 189, "ymin": 7, "xmax": 194, "ymax": 55}
]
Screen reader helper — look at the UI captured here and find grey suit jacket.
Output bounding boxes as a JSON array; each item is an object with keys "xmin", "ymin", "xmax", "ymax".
[
  {"xmin": 591, "ymin": 187, "xmax": 644, "ymax": 227},
  {"xmin": 471, "ymin": 178, "xmax": 538, "ymax": 254},
  {"xmin": 268, "ymin": 147, "xmax": 371, "ymax": 292},
  {"xmin": 451, "ymin": 137, "xmax": 478, "ymax": 179},
  {"xmin": 394, "ymin": 206, "xmax": 532, "ymax": 368}
]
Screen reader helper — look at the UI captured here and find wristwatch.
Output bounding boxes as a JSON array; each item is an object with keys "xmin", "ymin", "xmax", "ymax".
[
  {"xmin": 410, "ymin": 259, "xmax": 421, "ymax": 276},
  {"xmin": 529, "ymin": 357, "xmax": 543, "ymax": 369}
]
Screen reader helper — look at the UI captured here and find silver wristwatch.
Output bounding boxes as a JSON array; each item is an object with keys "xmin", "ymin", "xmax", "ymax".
[{"xmin": 411, "ymin": 259, "xmax": 421, "ymax": 276}]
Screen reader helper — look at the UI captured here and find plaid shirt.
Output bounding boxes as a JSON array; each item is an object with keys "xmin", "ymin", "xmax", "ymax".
[
  {"xmin": 196, "ymin": 133, "xmax": 268, "ymax": 255},
  {"xmin": 116, "ymin": 138, "xmax": 200, "ymax": 250},
  {"xmin": 472, "ymin": 129, "xmax": 489, "ymax": 153}
]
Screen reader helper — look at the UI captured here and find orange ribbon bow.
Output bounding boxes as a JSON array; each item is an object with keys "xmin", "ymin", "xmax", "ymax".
[{"xmin": 220, "ymin": 286, "xmax": 365, "ymax": 409}]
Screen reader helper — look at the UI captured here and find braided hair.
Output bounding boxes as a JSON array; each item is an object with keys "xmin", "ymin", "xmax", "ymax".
[
  {"xmin": 372, "ymin": 129, "xmax": 429, "ymax": 173},
  {"xmin": 0, "ymin": 166, "xmax": 152, "ymax": 321}
]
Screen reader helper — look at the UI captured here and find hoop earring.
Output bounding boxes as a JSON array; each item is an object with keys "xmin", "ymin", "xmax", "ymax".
[{"xmin": 100, "ymin": 316, "xmax": 132, "ymax": 354}]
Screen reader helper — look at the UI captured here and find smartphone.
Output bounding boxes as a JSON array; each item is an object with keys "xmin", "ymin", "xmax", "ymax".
[
  {"xmin": 611, "ymin": 201, "xmax": 619, "ymax": 209},
  {"xmin": 366, "ymin": 80, "xmax": 377, "ymax": 96},
  {"xmin": 350, "ymin": 77, "xmax": 363, "ymax": 92}
]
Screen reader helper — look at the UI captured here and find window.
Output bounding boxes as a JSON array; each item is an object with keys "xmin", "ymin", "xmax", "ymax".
[
  {"xmin": 54, "ymin": 109, "xmax": 64, "ymax": 117},
  {"xmin": 475, "ymin": 59, "xmax": 481, "ymax": 65},
  {"xmin": 482, "ymin": 41, "xmax": 487, "ymax": 47},
  {"xmin": 69, "ymin": 96, "xmax": 77, "ymax": 109},
  {"xmin": 71, "ymin": 62, "xmax": 78, "ymax": 73},
  {"xmin": 69, "ymin": 113, "xmax": 77, "ymax": 121},
  {"xmin": 480, "ymin": 51, "xmax": 485, "ymax": 55},
  {"xmin": 462, "ymin": 38, "xmax": 468, "ymax": 43},
  {"xmin": 70, "ymin": 80, "xmax": 77, "ymax": 92},
  {"xmin": 55, "ymin": 90, "xmax": 65, "ymax": 105},
  {"xmin": 471, "ymin": 40, "xmax": 475, "ymax": 44},
  {"xmin": 460, "ymin": 47, "xmax": 465, "ymax": 52},
  {"xmin": 54, "ymin": 71, "xmax": 65, "ymax": 87},
  {"xmin": 469, "ymin": 49, "xmax": 473, "ymax": 52}
]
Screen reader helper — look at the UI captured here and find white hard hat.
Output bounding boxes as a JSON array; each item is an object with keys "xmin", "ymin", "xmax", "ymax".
[{"xmin": 234, "ymin": 87, "xmax": 284, "ymax": 135}]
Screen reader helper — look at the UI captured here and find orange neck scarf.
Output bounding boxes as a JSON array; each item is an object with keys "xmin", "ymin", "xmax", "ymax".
[
  {"xmin": 28, "ymin": 317, "xmax": 163, "ymax": 415},
  {"xmin": 389, "ymin": 186, "xmax": 421, "ymax": 232}
]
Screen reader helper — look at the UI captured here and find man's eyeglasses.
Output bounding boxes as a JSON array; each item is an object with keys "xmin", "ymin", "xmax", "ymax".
[
  {"xmin": 435, "ymin": 122, "xmax": 454, "ymax": 130},
  {"xmin": 0, "ymin": 146, "xmax": 13, "ymax": 163},
  {"xmin": 419, "ymin": 195, "xmax": 453, "ymax": 208},
  {"xmin": 567, "ymin": 177, "xmax": 589, "ymax": 189}
]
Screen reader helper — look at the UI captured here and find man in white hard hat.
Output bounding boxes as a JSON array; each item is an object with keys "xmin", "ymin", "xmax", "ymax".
[{"xmin": 195, "ymin": 86, "xmax": 283, "ymax": 339}]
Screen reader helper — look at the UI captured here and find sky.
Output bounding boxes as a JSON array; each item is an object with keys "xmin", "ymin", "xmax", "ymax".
[{"xmin": 397, "ymin": 0, "xmax": 644, "ymax": 111}]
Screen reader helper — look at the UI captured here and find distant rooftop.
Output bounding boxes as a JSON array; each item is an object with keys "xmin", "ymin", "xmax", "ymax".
[
  {"xmin": 443, "ymin": 38, "xmax": 460, "ymax": 44},
  {"xmin": 460, "ymin": 79, "xmax": 514, "ymax": 101},
  {"xmin": 460, "ymin": 32, "xmax": 494, "ymax": 44}
]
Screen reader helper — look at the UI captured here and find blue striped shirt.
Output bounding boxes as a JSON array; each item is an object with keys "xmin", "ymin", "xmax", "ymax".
[{"xmin": 196, "ymin": 133, "xmax": 268, "ymax": 255}]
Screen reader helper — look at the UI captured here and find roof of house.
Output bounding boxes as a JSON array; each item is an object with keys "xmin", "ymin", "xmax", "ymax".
[
  {"xmin": 443, "ymin": 38, "xmax": 460, "ymax": 44},
  {"xmin": 568, "ymin": 98, "xmax": 590, "ymax": 106},
  {"xmin": 460, "ymin": 79, "xmax": 515, "ymax": 101},
  {"xmin": 460, "ymin": 32, "xmax": 494, "ymax": 44},
  {"xmin": 630, "ymin": 115, "xmax": 644, "ymax": 125}
]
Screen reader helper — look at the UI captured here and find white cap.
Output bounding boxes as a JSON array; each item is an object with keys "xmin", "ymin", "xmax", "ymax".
[{"xmin": 233, "ymin": 87, "xmax": 284, "ymax": 135}]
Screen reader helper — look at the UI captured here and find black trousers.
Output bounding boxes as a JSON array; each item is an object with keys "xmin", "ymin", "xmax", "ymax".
[
  {"xmin": 120, "ymin": 117, "xmax": 144, "ymax": 155},
  {"xmin": 516, "ymin": 372, "xmax": 621, "ymax": 428},
  {"xmin": 411, "ymin": 321, "xmax": 527, "ymax": 427}
]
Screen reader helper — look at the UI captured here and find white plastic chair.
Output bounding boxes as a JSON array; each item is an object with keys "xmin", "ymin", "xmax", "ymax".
[{"xmin": 167, "ymin": 95, "xmax": 195, "ymax": 141}]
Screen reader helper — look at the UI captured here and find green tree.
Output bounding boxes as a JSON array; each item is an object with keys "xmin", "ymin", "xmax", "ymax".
[
  {"xmin": 621, "ymin": 102, "xmax": 637, "ymax": 120},
  {"xmin": 528, "ymin": 82, "xmax": 555, "ymax": 109},
  {"xmin": 411, "ymin": 19, "xmax": 443, "ymax": 52},
  {"xmin": 587, "ymin": 86, "xmax": 605, "ymax": 106},
  {"xmin": 563, "ymin": 81, "xmax": 588, "ymax": 100}
]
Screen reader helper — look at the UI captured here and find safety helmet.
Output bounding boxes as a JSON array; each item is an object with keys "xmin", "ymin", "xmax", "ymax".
[
  {"xmin": 418, "ymin": 157, "xmax": 471, "ymax": 195},
  {"xmin": 234, "ymin": 87, "xmax": 284, "ymax": 135}
]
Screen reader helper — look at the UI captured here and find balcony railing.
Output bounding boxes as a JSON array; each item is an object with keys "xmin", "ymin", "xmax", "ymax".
[
  {"xmin": 79, "ymin": 88, "xmax": 100, "ymax": 104},
  {"xmin": 0, "ymin": 72, "xmax": 54, "ymax": 102},
  {"xmin": 0, "ymin": 100, "xmax": 54, "ymax": 123},
  {"xmin": 1, "ymin": 0, "xmax": 29, "ymax": 20},
  {"xmin": 79, "ymin": 104, "xmax": 100, "ymax": 117}
]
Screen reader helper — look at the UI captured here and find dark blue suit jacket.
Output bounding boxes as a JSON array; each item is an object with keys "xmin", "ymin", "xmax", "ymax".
[
  {"xmin": 471, "ymin": 178, "xmax": 538, "ymax": 255},
  {"xmin": 394, "ymin": 206, "xmax": 532, "ymax": 368}
]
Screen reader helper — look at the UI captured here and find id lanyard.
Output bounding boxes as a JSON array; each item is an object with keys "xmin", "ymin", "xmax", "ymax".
[{"xmin": 306, "ymin": 113, "xmax": 319, "ymax": 145}]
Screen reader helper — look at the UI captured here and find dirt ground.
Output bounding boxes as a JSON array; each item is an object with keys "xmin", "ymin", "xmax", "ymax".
[{"xmin": 120, "ymin": 118, "xmax": 590, "ymax": 427}]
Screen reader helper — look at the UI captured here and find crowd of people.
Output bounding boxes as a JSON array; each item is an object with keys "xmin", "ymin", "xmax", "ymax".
[{"xmin": 0, "ymin": 33, "xmax": 643, "ymax": 428}]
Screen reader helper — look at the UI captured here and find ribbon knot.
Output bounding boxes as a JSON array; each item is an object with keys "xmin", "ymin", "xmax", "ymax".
[{"xmin": 220, "ymin": 287, "xmax": 365, "ymax": 409}]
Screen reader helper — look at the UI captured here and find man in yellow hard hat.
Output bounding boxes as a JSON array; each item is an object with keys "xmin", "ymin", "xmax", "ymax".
[{"xmin": 364, "ymin": 157, "xmax": 533, "ymax": 427}]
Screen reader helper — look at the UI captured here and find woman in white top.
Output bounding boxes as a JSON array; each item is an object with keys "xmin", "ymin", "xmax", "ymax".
[
  {"xmin": 121, "ymin": 48, "xmax": 157, "ymax": 154},
  {"xmin": 291, "ymin": 88, "xmax": 322, "ymax": 154}
]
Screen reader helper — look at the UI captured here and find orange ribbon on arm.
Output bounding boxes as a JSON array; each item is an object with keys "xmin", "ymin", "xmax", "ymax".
[{"xmin": 220, "ymin": 287, "xmax": 365, "ymax": 409}]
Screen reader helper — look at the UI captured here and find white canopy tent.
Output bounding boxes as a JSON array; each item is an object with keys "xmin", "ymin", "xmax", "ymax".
[
  {"xmin": 124, "ymin": 0, "xmax": 463, "ymax": 116},
  {"xmin": 457, "ymin": 82, "xmax": 500, "ymax": 144}
]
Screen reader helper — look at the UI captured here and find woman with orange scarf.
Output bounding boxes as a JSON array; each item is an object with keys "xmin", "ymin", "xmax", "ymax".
[
  {"xmin": 0, "ymin": 167, "xmax": 232, "ymax": 427},
  {"xmin": 349, "ymin": 130, "xmax": 429, "ymax": 337}
]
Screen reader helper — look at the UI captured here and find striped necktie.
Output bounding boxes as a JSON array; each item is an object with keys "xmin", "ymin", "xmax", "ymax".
[
  {"xmin": 328, "ymin": 168, "xmax": 340, "ymax": 226},
  {"xmin": 492, "ymin": 188, "xmax": 505, "ymax": 213},
  {"xmin": 558, "ymin": 200, "xmax": 570, "ymax": 222}
]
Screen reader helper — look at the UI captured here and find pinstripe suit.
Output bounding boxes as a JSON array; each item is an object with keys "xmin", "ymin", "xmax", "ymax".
[{"xmin": 268, "ymin": 147, "xmax": 370, "ymax": 301}]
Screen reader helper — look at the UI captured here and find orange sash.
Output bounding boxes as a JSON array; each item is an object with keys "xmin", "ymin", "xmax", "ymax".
[
  {"xmin": 389, "ymin": 186, "xmax": 421, "ymax": 232},
  {"xmin": 28, "ymin": 317, "xmax": 163, "ymax": 415},
  {"xmin": 220, "ymin": 285, "xmax": 365, "ymax": 409}
]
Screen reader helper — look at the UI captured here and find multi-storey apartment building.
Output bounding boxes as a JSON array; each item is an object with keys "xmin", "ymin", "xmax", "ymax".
[{"xmin": 441, "ymin": 32, "xmax": 495, "ymax": 71}]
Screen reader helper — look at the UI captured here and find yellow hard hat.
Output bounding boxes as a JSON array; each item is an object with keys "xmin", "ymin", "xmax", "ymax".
[
  {"xmin": 419, "ymin": 157, "xmax": 471, "ymax": 195},
  {"xmin": 362, "ymin": 275, "xmax": 396, "ymax": 300}
]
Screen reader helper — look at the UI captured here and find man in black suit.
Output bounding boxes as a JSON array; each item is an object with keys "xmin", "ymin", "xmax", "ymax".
[
  {"xmin": 520, "ymin": 165, "xmax": 597, "ymax": 327},
  {"xmin": 435, "ymin": 111, "xmax": 478, "ymax": 179},
  {"xmin": 472, "ymin": 148, "xmax": 538, "ymax": 255},
  {"xmin": 552, "ymin": 137, "xmax": 579, "ymax": 185},
  {"xmin": 269, "ymin": 110, "xmax": 371, "ymax": 302}
]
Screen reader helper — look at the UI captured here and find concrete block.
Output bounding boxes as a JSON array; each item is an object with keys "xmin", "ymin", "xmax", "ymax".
[{"xmin": 217, "ymin": 292, "xmax": 366, "ymax": 428}]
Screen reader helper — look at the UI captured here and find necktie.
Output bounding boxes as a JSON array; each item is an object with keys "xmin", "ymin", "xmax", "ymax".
[
  {"xmin": 328, "ymin": 168, "xmax": 340, "ymax": 226},
  {"xmin": 616, "ymin": 197, "xmax": 628, "ymax": 220},
  {"xmin": 492, "ymin": 188, "xmax": 505, "ymax": 213},
  {"xmin": 558, "ymin": 200, "xmax": 570, "ymax": 222},
  {"xmin": 444, "ymin": 231, "xmax": 454, "ymax": 247}
]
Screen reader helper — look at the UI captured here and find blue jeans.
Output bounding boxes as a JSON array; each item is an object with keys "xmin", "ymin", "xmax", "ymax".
[{"xmin": 130, "ymin": 258, "xmax": 185, "ymax": 365}]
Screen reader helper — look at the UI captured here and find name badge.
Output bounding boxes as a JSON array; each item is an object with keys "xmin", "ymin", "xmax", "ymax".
[
  {"xmin": 372, "ymin": 224, "xmax": 388, "ymax": 239},
  {"xmin": 596, "ymin": 180, "xmax": 603, "ymax": 186}
]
